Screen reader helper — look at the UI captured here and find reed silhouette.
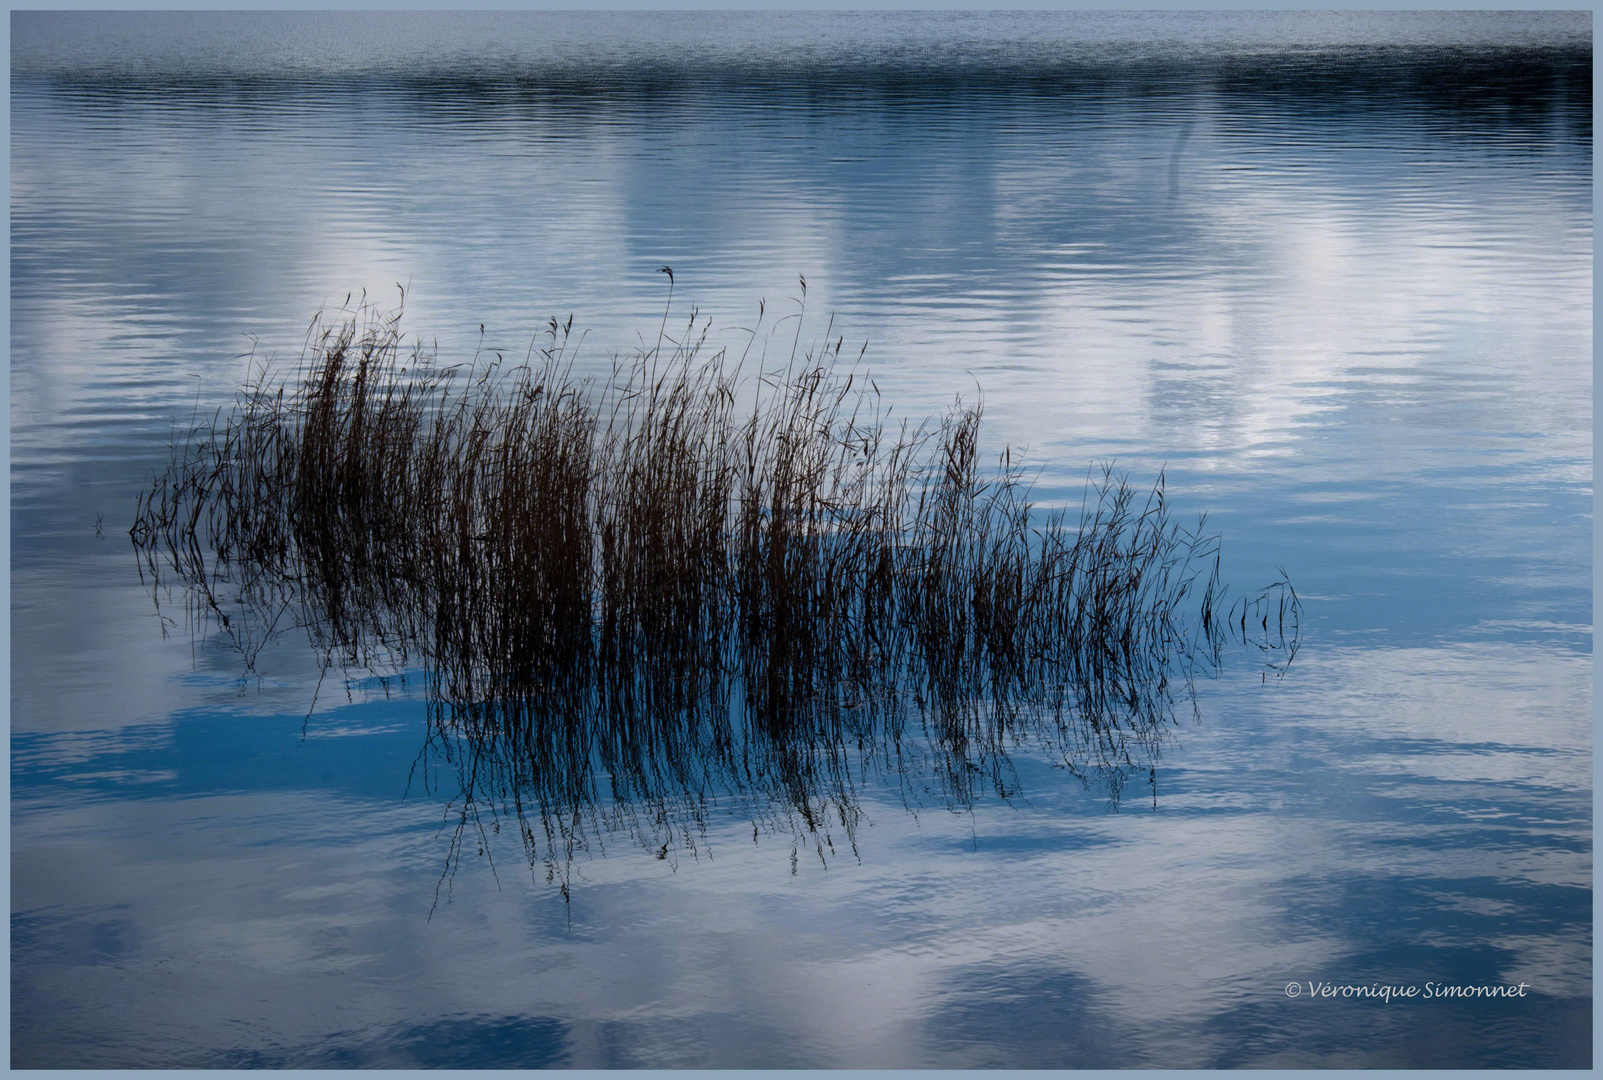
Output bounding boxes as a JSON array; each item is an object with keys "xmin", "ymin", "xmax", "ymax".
[{"xmin": 130, "ymin": 286, "xmax": 1300, "ymax": 903}]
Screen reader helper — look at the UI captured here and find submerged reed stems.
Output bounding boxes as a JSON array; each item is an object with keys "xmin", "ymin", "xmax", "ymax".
[{"xmin": 131, "ymin": 290, "xmax": 1300, "ymax": 900}]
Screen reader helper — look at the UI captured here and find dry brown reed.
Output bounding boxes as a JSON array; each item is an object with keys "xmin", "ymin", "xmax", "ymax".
[{"xmin": 131, "ymin": 291, "xmax": 1300, "ymax": 901}]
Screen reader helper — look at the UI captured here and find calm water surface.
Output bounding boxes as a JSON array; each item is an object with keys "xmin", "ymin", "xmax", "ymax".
[{"xmin": 10, "ymin": 11, "xmax": 1592, "ymax": 1068}]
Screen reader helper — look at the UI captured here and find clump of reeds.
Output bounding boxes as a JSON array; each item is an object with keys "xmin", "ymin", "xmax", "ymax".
[{"xmin": 131, "ymin": 287, "xmax": 1300, "ymax": 901}]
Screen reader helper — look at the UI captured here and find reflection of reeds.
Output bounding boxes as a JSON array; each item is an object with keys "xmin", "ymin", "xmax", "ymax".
[{"xmin": 131, "ymin": 290, "xmax": 1300, "ymax": 902}]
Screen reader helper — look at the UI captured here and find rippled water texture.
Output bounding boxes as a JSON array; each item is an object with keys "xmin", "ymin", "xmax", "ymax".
[{"xmin": 10, "ymin": 11, "xmax": 1592, "ymax": 1068}]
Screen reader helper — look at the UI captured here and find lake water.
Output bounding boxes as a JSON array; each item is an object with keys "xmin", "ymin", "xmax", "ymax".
[{"xmin": 10, "ymin": 11, "xmax": 1592, "ymax": 1069}]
